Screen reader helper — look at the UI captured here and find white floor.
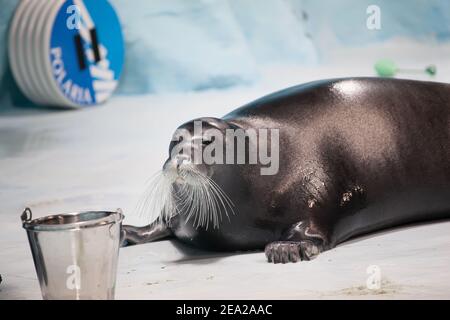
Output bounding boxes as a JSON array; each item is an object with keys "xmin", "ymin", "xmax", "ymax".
[{"xmin": 1, "ymin": 50, "xmax": 450, "ymax": 299}]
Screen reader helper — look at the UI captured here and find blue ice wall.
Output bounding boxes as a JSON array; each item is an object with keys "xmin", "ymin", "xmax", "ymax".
[
  {"xmin": 0, "ymin": 0, "xmax": 449, "ymax": 101},
  {"xmin": 111, "ymin": 0, "xmax": 258, "ymax": 94},
  {"xmin": 111, "ymin": 0, "xmax": 317, "ymax": 94},
  {"xmin": 301, "ymin": 0, "xmax": 450, "ymax": 45}
]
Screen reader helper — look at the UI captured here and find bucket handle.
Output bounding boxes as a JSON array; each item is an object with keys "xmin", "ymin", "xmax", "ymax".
[
  {"xmin": 21, "ymin": 207, "xmax": 33, "ymax": 223},
  {"xmin": 116, "ymin": 208, "xmax": 127, "ymax": 246}
]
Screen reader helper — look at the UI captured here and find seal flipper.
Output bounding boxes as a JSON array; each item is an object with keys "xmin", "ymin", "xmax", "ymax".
[
  {"xmin": 121, "ymin": 223, "xmax": 173, "ymax": 247},
  {"xmin": 265, "ymin": 241, "xmax": 322, "ymax": 263},
  {"xmin": 265, "ymin": 221, "xmax": 326, "ymax": 263},
  {"xmin": 265, "ymin": 183, "xmax": 368, "ymax": 263}
]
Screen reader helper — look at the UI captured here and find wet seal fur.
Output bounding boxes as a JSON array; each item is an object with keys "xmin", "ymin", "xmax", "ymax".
[{"xmin": 123, "ymin": 78, "xmax": 450, "ymax": 263}]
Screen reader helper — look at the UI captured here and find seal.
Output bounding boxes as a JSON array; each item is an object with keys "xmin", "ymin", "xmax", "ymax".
[{"xmin": 123, "ymin": 77, "xmax": 450, "ymax": 263}]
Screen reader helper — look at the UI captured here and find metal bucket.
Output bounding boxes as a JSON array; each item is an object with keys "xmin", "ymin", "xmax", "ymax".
[{"xmin": 21, "ymin": 208, "xmax": 124, "ymax": 300}]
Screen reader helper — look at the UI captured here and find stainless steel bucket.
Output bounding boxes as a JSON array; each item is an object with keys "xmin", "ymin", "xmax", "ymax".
[{"xmin": 21, "ymin": 208, "xmax": 124, "ymax": 300}]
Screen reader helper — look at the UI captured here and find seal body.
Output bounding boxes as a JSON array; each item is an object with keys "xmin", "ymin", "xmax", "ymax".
[{"xmin": 124, "ymin": 78, "xmax": 450, "ymax": 263}]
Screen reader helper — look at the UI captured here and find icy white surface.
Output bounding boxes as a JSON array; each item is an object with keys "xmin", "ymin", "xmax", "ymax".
[{"xmin": 1, "ymin": 49, "xmax": 450, "ymax": 299}]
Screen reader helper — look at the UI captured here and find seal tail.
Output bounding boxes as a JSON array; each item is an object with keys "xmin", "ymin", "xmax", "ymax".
[{"xmin": 120, "ymin": 222, "xmax": 173, "ymax": 247}]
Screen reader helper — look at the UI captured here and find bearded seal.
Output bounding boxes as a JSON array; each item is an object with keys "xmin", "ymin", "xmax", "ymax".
[{"xmin": 123, "ymin": 77, "xmax": 450, "ymax": 263}]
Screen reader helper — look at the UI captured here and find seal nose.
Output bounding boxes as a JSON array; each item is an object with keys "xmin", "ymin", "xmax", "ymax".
[
  {"xmin": 163, "ymin": 154, "xmax": 190, "ymax": 172},
  {"xmin": 175, "ymin": 154, "xmax": 190, "ymax": 170}
]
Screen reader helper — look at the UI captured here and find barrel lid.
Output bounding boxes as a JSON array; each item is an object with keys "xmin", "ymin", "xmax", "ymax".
[{"xmin": 46, "ymin": 0, "xmax": 125, "ymax": 107}]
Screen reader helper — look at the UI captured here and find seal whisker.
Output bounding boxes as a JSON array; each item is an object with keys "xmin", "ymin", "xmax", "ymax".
[
  {"xmin": 135, "ymin": 164, "xmax": 236, "ymax": 230},
  {"xmin": 193, "ymin": 169, "xmax": 236, "ymax": 218},
  {"xmin": 134, "ymin": 171, "xmax": 177, "ymax": 225},
  {"xmin": 134, "ymin": 171, "xmax": 164, "ymax": 220},
  {"xmin": 185, "ymin": 167, "xmax": 235, "ymax": 228}
]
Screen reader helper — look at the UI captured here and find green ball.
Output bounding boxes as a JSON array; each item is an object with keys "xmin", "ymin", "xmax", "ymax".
[
  {"xmin": 425, "ymin": 65, "xmax": 437, "ymax": 76},
  {"xmin": 374, "ymin": 59, "xmax": 397, "ymax": 77}
]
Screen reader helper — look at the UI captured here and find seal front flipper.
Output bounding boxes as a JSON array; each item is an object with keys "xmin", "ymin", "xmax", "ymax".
[
  {"xmin": 264, "ymin": 183, "xmax": 367, "ymax": 263},
  {"xmin": 265, "ymin": 241, "xmax": 323, "ymax": 263},
  {"xmin": 121, "ymin": 223, "xmax": 173, "ymax": 247},
  {"xmin": 265, "ymin": 221, "xmax": 326, "ymax": 263}
]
